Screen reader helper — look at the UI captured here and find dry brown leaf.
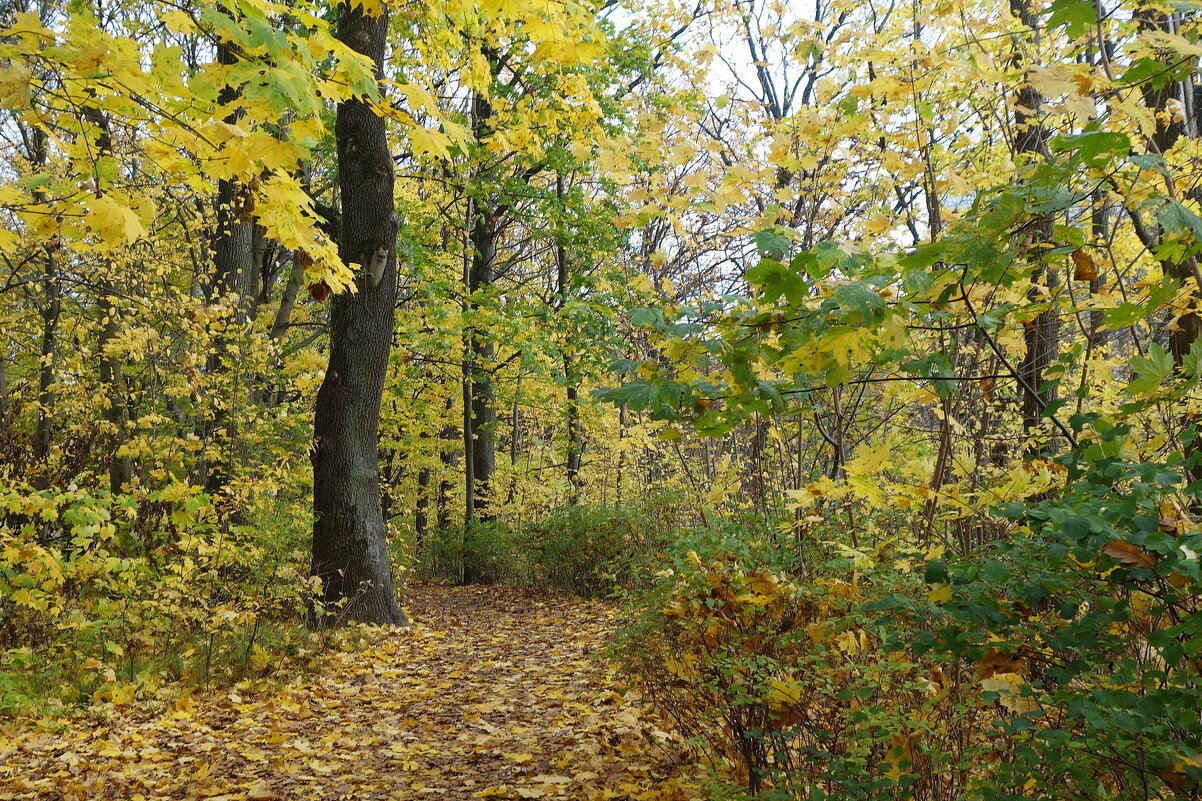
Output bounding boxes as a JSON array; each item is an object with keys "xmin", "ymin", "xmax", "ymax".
[
  {"xmin": 1071, "ymin": 249, "xmax": 1098, "ymax": 281},
  {"xmin": 1102, "ymin": 540, "xmax": 1158, "ymax": 570},
  {"xmin": 308, "ymin": 280, "xmax": 332, "ymax": 303}
]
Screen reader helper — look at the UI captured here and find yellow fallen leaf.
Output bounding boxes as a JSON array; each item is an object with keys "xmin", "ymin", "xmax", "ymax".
[
  {"xmin": 504, "ymin": 752, "xmax": 534, "ymax": 763},
  {"xmin": 247, "ymin": 781, "xmax": 276, "ymax": 801}
]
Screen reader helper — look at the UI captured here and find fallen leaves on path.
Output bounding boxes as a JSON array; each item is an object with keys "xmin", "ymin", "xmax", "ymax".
[{"xmin": 0, "ymin": 584, "xmax": 700, "ymax": 801}]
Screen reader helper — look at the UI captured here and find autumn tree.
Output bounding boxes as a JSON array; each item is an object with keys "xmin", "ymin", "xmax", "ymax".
[{"xmin": 310, "ymin": 0, "xmax": 406, "ymax": 626}]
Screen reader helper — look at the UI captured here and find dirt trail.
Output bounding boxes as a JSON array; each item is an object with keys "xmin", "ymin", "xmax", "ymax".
[{"xmin": 0, "ymin": 584, "xmax": 698, "ymax": 801}]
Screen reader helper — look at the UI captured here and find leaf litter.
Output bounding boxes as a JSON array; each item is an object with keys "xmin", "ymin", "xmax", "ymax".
[{"xmin": 0, "ymin": 584, "xmax": 700, "ymax": 801}]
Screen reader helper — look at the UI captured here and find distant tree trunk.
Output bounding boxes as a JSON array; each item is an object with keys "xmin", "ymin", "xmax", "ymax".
[
  {"xmin": 269, "ymin": 258, "xmax": 305, "ymax": 342},
  {"xmin": 565, "ymin": 362, "xmax": 581, "ymax": 503},
  {"xmin": 82, "ymin": 104, "xmax": 134, "ymax": 494},
  {"xmin": 98, "ymin": 289, "xmax": 133, "ymax": 493},
  {"xmin": 27, "ymin": 125, "xmax": 58, "ymax": 483},
  {"xmin": 615, "ymin": 404, "xmax": 626, "ymax": 504},
  {"xmin": 310, "ymin": 1, "xmax": 405, "ymax": 627},
  {"xmin": 437, "ymin": 396, "xmax": 458, "ymax": 532},
  {"xmin": 1012, "ymin": 0, "xmax": 1059, "ymax": 455},
  {"xmin": 415, "ymin": 465, "xmax": 430, "ymax": 549},
  {"xmin": 555, "ymin": 174, "xmax": 582, "ymax": 504},
  {"xmin": 1134, "ymin": 8, "xmax": 1202, "ymax": 484},
  {"xmin": 1135, "ymin": 9, "xmax": 1202, "ymax": 364},
  {"xmin": 467, "ymin": 199, "xmax": 498, "ymax": 522},
  {"xmin": 461, "ymin": 83, "xmax": 498, "ymax": 585},
  {"xmin": 202, "ymin": 35, "xmax": 258, "ymax": 501}
]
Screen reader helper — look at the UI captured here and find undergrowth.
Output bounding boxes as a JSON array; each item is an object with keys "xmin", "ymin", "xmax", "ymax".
[
  {"xmin": 0, "ymin": 481, "xmax": 367, "ymax": 719},
  {"xmin": 612, "ymin": 437, "xmax": 1202, "ymax": 800},
  {"xmin": 412, "ymin": 493, "xmax": 690, "ymax": 596}
]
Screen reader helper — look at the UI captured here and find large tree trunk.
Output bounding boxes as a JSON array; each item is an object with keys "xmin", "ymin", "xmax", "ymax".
[{"xmin": 310, "ymin": 2, "xmax": 405, "ymax": 627}]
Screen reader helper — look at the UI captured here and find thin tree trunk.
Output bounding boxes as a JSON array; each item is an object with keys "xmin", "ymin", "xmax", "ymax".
[
  {"xmin": 28, "ymin": 126, "xmax": 57, "ymax": 482},
  {"xmin": 1012, "ymin": 0, "xmax": 1059, "ymax": 456},
  {"xmin": 461, "ymin": 84, "xmax": 498, "ymax": 585},
  {"xmin": 438, "ymin": 395, "xmax": 458, "ymax": 533},
  {"xmin": 203, "ymin": 35, "xmax": 258, "ymax": 499},
  {"xmin": 467, "ymin": 193, "xmax": 498, "ymax": 522},
  {"xmin": 310, "ymin": 1, "xmax": 405, "ymax": 627},
  {"xmin": 415, "ymin": 466, "xmax": 430, "ymax": 550},
  {"xmin": 98, "ymin": 289, "xmax": 133, "ymax": 493},
  {"xmin": 555, "ymin": 173, "xmax": 582, "ymax": 504},
  {"xmin": 82, "ymin": 105, "xmax": 134, "ymax": 494},
  {"xmin": 269, "ymin": 259, "xmax": 305, "ymax": 342}
]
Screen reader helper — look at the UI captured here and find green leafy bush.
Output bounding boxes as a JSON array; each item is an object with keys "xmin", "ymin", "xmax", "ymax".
[
  {"xmin": 0, "ymin": 481, "xmax": 322, "ymax": 716},
  {"xmin": 619, "ymin": 428, "xmax": 1202, "ymax": 800},
  {"xmin": 887, "ymin": 424, "xmax": 1202, "ymax": 799},
  {"xmin": 413, "ymin": 494, "xmax": 686, "ymax": 596}
]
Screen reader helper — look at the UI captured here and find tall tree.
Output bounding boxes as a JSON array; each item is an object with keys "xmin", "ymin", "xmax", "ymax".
[
  {"xmin": 1011, "ymin": 0, "xmax": 1059, "ymax": 453},
  {"xmin": 310, "ymin": 0, "xmax": 405, "ymax": 627},
  {"xmin": 201, "ymin": 30, "xmax": 258, "ymax": 507}
]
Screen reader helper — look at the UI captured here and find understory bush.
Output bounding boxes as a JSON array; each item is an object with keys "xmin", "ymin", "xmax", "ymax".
[
  {"xmin": 615, "ymin": 433, "xmax": 1202, "ymax": 800},
  {"xmin": 0, "ymin": 481, "xmax": 327, "ymax": 717},
  {"xmin": 413, "ymin": 494, "xmax": 688, "ymax": 596}
]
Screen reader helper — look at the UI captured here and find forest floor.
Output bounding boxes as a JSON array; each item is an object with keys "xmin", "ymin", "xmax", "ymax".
[{"xmin": 0, "ymin": 584, "xmax": 701, "ymax": 801}]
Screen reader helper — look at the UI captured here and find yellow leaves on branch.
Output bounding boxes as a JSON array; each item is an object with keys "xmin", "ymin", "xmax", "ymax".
[
  {"xmin": 205, "ymin": 121, "xmax": 306, "ymax": 181},
  {"xmin": 254, "ymin": 174, "xmax": 353, "ymax": 293},
  {"xmin": 83, "ymin": 194, "xmax": 151, "ymax": 251}
]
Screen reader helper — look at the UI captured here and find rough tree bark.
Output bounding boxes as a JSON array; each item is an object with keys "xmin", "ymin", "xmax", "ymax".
[
  {"xmin": 202, "ymin": 35, "xmax": 258, "ymax": 502},
  {"xmin": 460, "ymin": 81, "xmax": 499, "ymax": 585},
  {"xmin": 310, "ymin": 2, "xmax": 405, "ymax": 627},
  {"xmin": 26, "ymin": 124, "xmax": 58, "ymax": 484},
  {"xmin": 467, "ymin": 193, "xmax": 498, "ymax": 522},
  {"xmin": 1011, "ymin": 0, "xmax": 1060, "ymax": 454}
]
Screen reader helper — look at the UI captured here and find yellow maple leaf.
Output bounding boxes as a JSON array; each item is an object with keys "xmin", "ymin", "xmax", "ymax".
[
  {"xmin": 347, "ymin": 0, "xmax": 385, "ymax": 17},
  {"xmin": 85, "ymin": 195, "xmax": 147, "ymax": 250},
  {"xmin": 408, "ymin": 126, "xmax": 453, "ymax": 160}
]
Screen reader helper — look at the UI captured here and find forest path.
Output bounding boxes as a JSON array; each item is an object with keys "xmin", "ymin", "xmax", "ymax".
[{"xmin": 0, "ymin": 584, "xmax": 698, "ymax": 801}]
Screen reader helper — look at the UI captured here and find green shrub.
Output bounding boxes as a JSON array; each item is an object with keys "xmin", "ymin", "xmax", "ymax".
[
  {"xmin": 0, "ymin": 481, "xmax": 323, "ymax": 717},
  {"xmin": 413, "ymin": 494, "xmax": 687, "ymax": 596},
  {"xmin": 885, "ymin": 426, "xmax": 1202, "ymax": 799},
  {"xmin": 617, "ymin": 427, "xmax": 1202, "ymax": 800}
]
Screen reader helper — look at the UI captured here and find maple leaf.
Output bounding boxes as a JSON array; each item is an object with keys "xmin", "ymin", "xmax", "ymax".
[{"xmin": 84, "ymin": 195, "xmax": 147, "ymax": 249}]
